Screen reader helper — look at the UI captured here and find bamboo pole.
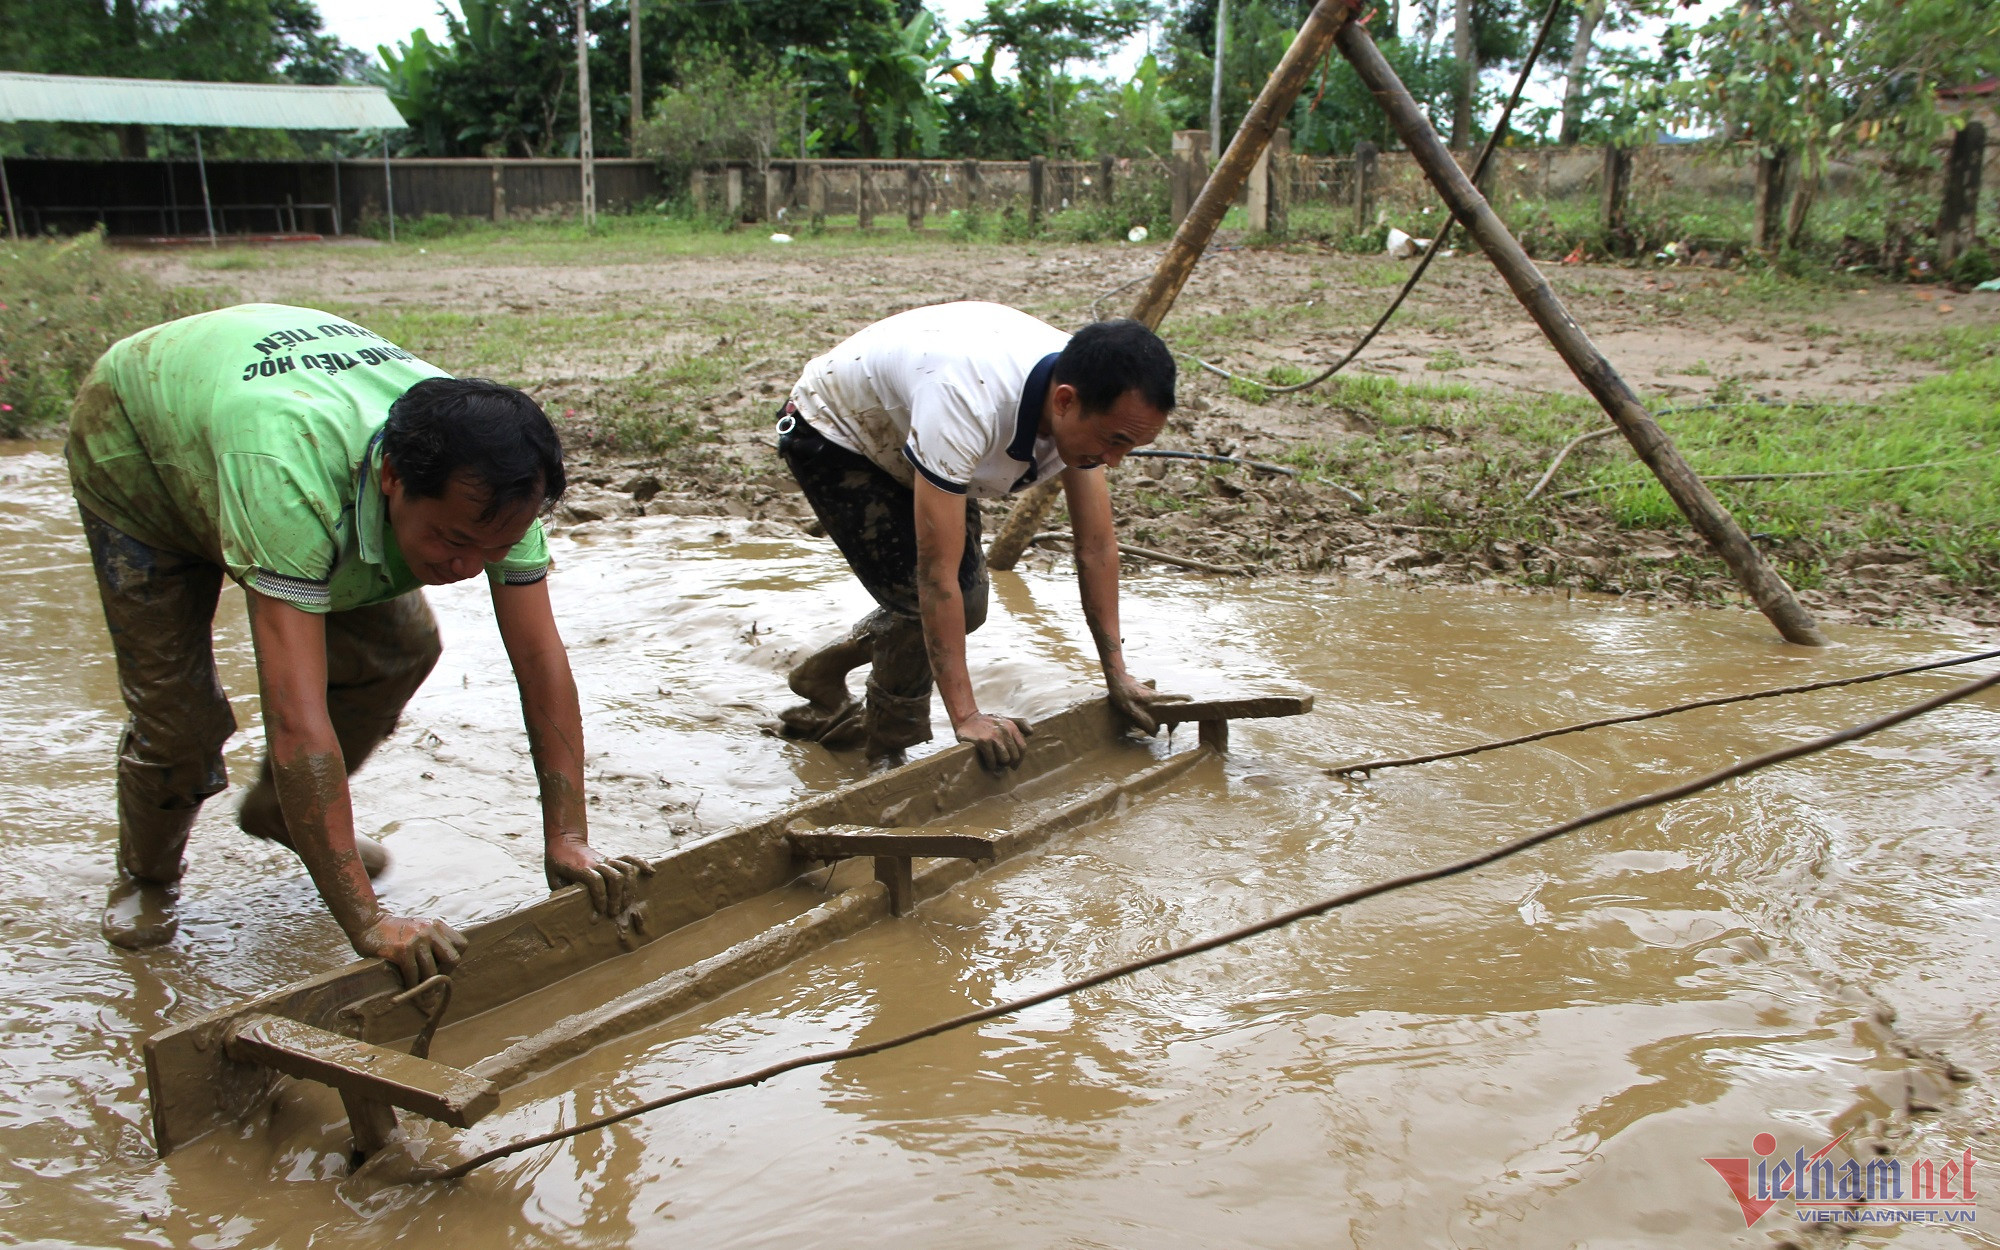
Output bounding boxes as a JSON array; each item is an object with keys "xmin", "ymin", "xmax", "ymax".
[
  {"xmin": 628, "ymin": 0, "xmax": 642, "ymax": 149},
  {"xmin": 1335, "ymin": 20, "xmax": 1825, "ymax": 646},
  {"xmin": 987, "ymin": 0, "xmax": 1359, "ymax": 571},
  {"xmin": 0, "ymin": 152, "xmax": 17, "ymax": 241},
  {"xmin": 576, "ymin": 0, "xmax": 596, "ymax": 230},
  {"xmin": 196, "ymin": 129, "xmax": 218, "ymax": 246}
]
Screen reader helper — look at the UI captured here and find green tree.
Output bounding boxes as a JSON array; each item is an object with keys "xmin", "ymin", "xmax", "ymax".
[
  {"xmin": 1159, "ymin": 1, "xmax": 1458, "ymax": 153},
  {"xmin": 634, "ymin": 55, "xmax": 802, "ymax": 167},
  {"xmin": 965, "ymin": 0, "xmax": 1151, "ymax": 152},
  {"xmin": 1648, "ymin": 0, "xmax": 1999, "ymax": 249},
  {"xmin": 1, "ymin": 0, "xmax": 367, "ymax": 155},
  {"xmin": 1070, "ymin": 52, "xmax": 1175, "ymax": 156},
  {"xmin": 942, "ymin": 64, "xmax": 1034, "ymax": 158},
  {"xmin": 805, "ymin": 7, "xmax": 964, "ymax": 156}
]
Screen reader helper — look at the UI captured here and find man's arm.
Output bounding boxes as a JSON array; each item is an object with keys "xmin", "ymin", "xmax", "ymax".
[
  {"xmin": 491, "ymin": 577, "xmax": 652, "ymax": 914},
  {"xmin": 245, "ymin": 590, "xmax": 467, "ymax": 985},
  {"xmin": 914, "ymin": 477, "xmax": 1030, "ymax": 769},
  {"xmin": 1063, "ymin": 466, "xmax": 1186, "ymax": 733}
]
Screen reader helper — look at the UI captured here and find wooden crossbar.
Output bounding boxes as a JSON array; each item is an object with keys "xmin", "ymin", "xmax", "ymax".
[
  {"xmin": 224, "ymin": 1014, "xmax": 499, "ymax": 1130},
  {"xmin": 788, "ymin": 826, "xmax": 1000, "ymax": 914},
  {"xmin": 787, "ymin": 828, "xmax": 998, "ymax": 862},
  {"xmin": 1154, "ymin": 695, "xmax": 1314, "ymax": 726}
]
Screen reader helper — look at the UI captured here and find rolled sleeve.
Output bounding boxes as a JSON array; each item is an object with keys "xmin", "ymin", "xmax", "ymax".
[
  {"xmin": 215, "ymin": 452, "xmax": 339, "ymax": 613},
  {"xmin": 904, "ymin": 386, "xmax": 1001, "ymax": 492},
  {"xmin": 488, "ymin": 519, "xmax": 551, "ymax": 587}
]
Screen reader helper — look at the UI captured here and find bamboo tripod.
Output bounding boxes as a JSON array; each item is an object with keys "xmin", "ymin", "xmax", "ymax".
[{"xmin": 987, "ymin": 0, "xmax": 1826, "ymax": 648}]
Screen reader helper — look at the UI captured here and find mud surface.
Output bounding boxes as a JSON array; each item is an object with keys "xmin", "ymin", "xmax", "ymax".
[
  {"xmin": 4, "ymin": 441, "xmax": 1998, "ymax": 1245},
  {"xmin": 134, "ymin": 239, "xmax": 2000, "ymax": 631},
  {"xmin": 135, "ymin": 241, "xmax": 1990, "ymax": 406}
]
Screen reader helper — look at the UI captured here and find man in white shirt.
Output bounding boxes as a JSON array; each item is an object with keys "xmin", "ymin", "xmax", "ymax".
[{"xmin": 775, "ymin": 302, "xmax": 1185, "ymax": 769}]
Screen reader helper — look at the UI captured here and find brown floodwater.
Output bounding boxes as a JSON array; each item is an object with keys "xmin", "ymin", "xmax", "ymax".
[{"xmin": 2, "ymin": 439, "xmax": 1996, "ymax": 1248}]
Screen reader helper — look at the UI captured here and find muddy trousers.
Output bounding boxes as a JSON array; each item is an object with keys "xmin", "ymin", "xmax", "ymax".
[
  {"xmin": 777, "ymin": 412, "xmax": 988, "ymax": 755},
  {"xmin": 80, "ymin": 508, "xmax": 442, "ymax": 883}
]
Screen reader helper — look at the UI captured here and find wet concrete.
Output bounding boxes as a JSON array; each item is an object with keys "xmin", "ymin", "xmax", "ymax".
[{"xmin": 1, "ymin": 439, "xmax": 1996, "ymax": 1246}]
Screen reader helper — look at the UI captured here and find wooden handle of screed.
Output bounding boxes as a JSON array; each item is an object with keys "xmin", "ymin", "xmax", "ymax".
[
  {"xmin": 985, "ymin": 0, "xmax": 1361, "ymax": 572},
  {"xmin": 1333, "ymin": 22, "xmax": 1825, "ymax": 648}
]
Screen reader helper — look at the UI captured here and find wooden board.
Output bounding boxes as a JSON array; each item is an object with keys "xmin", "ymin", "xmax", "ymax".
[
  {"xmin": 468, "ymin": 746, "xmax": 1214, "ymax": 1091},
  {"xmin": 144, "ymin": 691, "xmax": 1310, "ymax": 1155}
]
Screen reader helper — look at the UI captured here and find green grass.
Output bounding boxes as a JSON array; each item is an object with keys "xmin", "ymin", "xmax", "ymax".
[
  {"xmin": 308, "ymin": 295, "xmax": 805, "ymax": 455},
  {"xmin": 0, "ymin": 231, "xmax": 226, "ymax": 437},
  {"xmin": 1266, "ymin": 322, "xmax": 2000, "ymax": 591},
  {"xmin": 1578, "ymin": 356, "xmax": 2000, "ymax": 584}
]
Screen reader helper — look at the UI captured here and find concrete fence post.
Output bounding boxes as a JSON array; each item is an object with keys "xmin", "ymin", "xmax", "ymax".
[
  {"xmin": 905, "ymin": 163, "xmax": 925, "ymax": 230},
  {"xmin": 1170, "ymin": 130, "xmax": 1210, "ymax": 228},
  {"xmin": 1938, "ymin": 122, "xmax": 1986, "ymax": 270},
  {"xmin": 1353, "ymin": 140, "xmax": 1377, "ymax": 234},
  {"xmin": 1600, "ymin": 144, "xmax": 1632, "ymax": 252}
]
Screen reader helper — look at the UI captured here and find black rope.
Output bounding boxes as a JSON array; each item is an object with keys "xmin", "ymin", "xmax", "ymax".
[
  {"xmin": 1327, "ymin": 648, "xmax": 2000, "ymax": 776},
  {"xmin": 415, "ymin": 667, "xmax": 2000, "ymax": 1183}
]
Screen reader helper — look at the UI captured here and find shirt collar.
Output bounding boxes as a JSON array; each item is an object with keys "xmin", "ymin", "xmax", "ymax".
[
  {"xmin": 355, "ymin": 428, "xmax": 390, "ymax": 567},
  {"xmin": 1010, "ymin": 351, "xmax": 1062, "ymax": 464}
]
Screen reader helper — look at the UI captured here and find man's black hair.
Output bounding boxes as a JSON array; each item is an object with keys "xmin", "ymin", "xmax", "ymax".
[
  {"xmin": 1052, "ymin": 318, "xmax": 1176, "ymax": 416},
  {"xmin": 381, "ymin": 377, "xmax": 567, "ymax": 520}
]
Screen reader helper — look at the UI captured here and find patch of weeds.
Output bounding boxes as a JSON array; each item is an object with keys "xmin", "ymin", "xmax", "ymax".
[
  {"xmin": 601, "ymin": 408, "xmax": 698, "ymax": 454},
  {"xmin": 191, "ymin": 251, "xmax": 262, "ymax": 271},
  {"xmin": 996, "ymin": 206, "xmax": 1039, "ymax": 243},
  {"xmin": 1708, "ymin": 374, "xmax": 1749, "ymax": 404},
  {"xmin": 945, "ymin": 204, "xmax": 986, "ymax": 242},
  {"xmin": 1426, "ymin": 347, "xmax": 1470, "ymax": 372},
  {"xmin": 1346, "ymin": 260, "xmax": 1407, "ymax": 289},
  {"xmin": 1227, "ymin": 375, "xmax": 1269, "ymax": 404},
  {"xmin": 0, "ymin": 230, "xmax": 226, "ymax": 436}
]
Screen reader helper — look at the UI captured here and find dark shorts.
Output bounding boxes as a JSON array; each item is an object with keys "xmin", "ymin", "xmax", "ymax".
[{"xmin": 776, "ymin": 407, "xmax": 985, "ymax": 618}]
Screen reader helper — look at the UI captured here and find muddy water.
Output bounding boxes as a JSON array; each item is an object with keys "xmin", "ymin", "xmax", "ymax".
[{"xmin": 2, "ymin": 440, "xmax": 1996, "ymax": 1248}]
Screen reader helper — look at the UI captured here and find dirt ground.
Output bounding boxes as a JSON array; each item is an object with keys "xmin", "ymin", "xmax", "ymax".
[{"xmin": 134, "ymin": 237, "xmax": 2000, "ymax": 635}]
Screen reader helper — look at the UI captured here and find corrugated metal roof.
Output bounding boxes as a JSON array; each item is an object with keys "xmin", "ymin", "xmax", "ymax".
[{"xmin": 0, "ymin": 71, "xmax": 405, "ymax": 129}]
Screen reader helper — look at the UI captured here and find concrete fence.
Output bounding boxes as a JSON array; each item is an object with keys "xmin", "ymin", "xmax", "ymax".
[
  {"xmin": 3, "ymin": 141, "xmax": 1990, "ymax": 242},
  {"xmin": 688, "ymin": 156, "xmax": 1164, "ymax": 228}
]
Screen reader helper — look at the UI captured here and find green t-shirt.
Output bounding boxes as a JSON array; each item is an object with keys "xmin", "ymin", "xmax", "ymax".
[{"xmin": 67, "ymin": 303, "xmax": 549, "ymax": 613}]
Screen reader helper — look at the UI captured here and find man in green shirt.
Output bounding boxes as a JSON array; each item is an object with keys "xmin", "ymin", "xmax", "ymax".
[{"xmin": 69, "ymin": 303, "xmax": 649, "ymax": 984}]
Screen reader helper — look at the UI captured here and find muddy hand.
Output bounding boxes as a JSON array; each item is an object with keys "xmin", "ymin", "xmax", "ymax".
[
  {"xmin": 956, "ymin": 712, "xmax": 1033, "ymax": 770},
  {"xmin": 356, "ymin": 914, "xmax": 469, "ymax": 987},
  {"xmin": 546, "ymin": 833, "xmax": 656, "ymax": 916},
  {"xmin": 1108, "ymin": 673, "xmax": 1190, "ymax": 735}
]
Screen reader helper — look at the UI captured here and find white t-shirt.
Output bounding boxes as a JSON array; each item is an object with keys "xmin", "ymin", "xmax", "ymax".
[{"xmin": 789, "ymin": 302, "xmax": 1075, "ymax": 500}]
